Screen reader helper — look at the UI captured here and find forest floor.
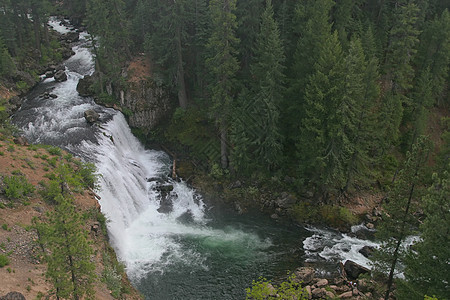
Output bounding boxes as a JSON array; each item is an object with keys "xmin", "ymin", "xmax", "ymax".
[{"xmin": 0, "ymin": 137, "xmax": 142, "ymax": 299}]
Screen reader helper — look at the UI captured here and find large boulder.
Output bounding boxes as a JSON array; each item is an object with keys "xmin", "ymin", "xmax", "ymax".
[
  {"xmin": 84, "ymin": 109, "xmax": 99, "ymax": 123},
  {"xmin": 54, "ymin": 70, "xmax": 67, "ymax": 82},
  {"xmin": 293, "ymin": 267, "xmax": 315, "ymax": 285},
  {"xmin": 77, "ymin": 74, "xmax": 95, "ymax": 97},
  {"xmin": 344, "ymin": 260, "xmax": 370, "ymax": 280}
]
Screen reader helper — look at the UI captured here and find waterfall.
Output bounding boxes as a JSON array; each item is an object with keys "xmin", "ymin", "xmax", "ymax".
[{"xmin": 12, "ymin": 18, "xmax": 383, "ymax": 299}]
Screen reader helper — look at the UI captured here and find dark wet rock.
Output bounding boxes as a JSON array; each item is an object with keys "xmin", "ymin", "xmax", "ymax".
[
  {"xmin": 49, "ymin": 93, "xmax": 58, "ymax": 99},
  {"xmin": 359, "ymin": 245, "xmax": 375, "ymax": 258},
  {"xmin": 344, "ymin": 260, "xmax": 370, "ymax": 280},
  {"xmin": 45, "ymin": 70, "xmax": 54, "ymax": 78},
  {"xmin": 54, "ymin": 70, "xmax": 67, "ymax": 82},
  {"xmin": 157, "ymin": 195, "xmax": 173, "ymax": 214},
  {"xmin": 84, "ymin": 109, "xmax": 99, "ymax": 123},
  {"xmin": 155, "ymin": 184, "xmax": 174, "ymax": 192}
]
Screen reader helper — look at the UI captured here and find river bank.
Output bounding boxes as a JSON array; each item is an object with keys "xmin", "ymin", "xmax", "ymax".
[{"xmin": 0, "ymin": 138, "xmax": 142, "ymax": 299}]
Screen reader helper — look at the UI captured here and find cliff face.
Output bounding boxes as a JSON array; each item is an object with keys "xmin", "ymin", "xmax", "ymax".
[
  {"xmin": 120, "ymin": 79, "xmax": 172, "ymax": 133},
  {"xmin": 119, "ymin": 56, "xmax": 173, "ymax": 134}
]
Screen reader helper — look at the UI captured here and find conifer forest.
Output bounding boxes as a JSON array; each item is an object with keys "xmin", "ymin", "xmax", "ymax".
[{"xmin": 0, "ymin": 0, "xmax": 449, "ymax": 299}]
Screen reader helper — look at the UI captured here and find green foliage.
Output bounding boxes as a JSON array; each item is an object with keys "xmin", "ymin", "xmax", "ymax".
[
  {"xmin": 372, "ymin": 136, "xmax": 431, "ymax": 299},
  {"xmin": 398, "ymin": 168, "xmax": 450, "ymax": 300},
  {"xmin": 246, "ymin": 273, "xmax": 308, "ymax": 300},
  {"xmin": 2, "ymin": 174, "xmax": 35, "ymax": 200},
  {"xmin": 101, "ymin": 252, "xmax": 125, "ymax": 298},
  {"xmin": 290, "ymin": 203, "xmax": 358, "ymax": 229},
  {"xmin": 231, "ymin": 0, "xmax": 285, "ymax": 173},
  {"xmin": 0, "ymin": 254, "xmax": 10, "ymax": 267},
  {"xmin": 46, "ymin": 146, "xmax": 62, "ymax": 156}
]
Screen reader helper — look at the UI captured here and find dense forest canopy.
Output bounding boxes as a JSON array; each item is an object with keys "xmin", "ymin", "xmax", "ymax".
[{"xmin": 0, "ymin": 0, "xmax": 449, "ymax": 299}]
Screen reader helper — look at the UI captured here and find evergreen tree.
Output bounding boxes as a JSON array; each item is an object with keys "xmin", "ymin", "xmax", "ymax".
[
  {"xmin": 0, "ymin": 34, "xmax": 15, "ymax": 77},
  {"xmin": 297, "ymin": 31, "xmax": 347, "ymax": 199},
  {"xmin": 86, "ymin": 0, "xmax": 131, "ymax": 89},
  {"xmin": 384, "ymin": 2, "xmax": 421, "ymax": 94},
  {"xmin": 235, "ymin": 0, "xmax": 264, "ymax": 79},
  {"xmin": 40, "ymin": 195, "xmax": 96, "ymax": 300},
  {"xmin": 371, "ymin": 136, "xmax": 431, "ymax": 300},
  {"xmin": 399, "ymin": 168, "xmax": 450, "ymax": 300},
  {"xmin": 206, "ymin": 0, "xmax": 240, "ymax": 169},
  {"xmin": 231, "ymin": 0, "xmax": 284, "ymax": 172},
  {"xmin": 283, "ymin": 0, "xmax": 334, "ymax": 149},
  {"xmin": 142, "ymin": 0, "xmax": 189, "ymax": 108},
  {"xmin": 342, "ymin": 38, "xmax": 380, "ymax": 193},
  {"xmin": 415, "ymin": 9, "xmax": 450, "ymax": 106}
]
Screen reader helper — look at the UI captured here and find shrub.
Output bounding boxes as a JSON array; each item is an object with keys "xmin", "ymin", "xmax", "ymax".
[
  {"xmin": 0, "ymin": 254, "xmax": 10, "ymax": 267},
  {"xmin": 246, "ymin": 274, "xmax": 309, "ymax": 300},
  {"xmin": 77, "ymin": 162, "xmax": 99, "ymax": 190},
  {"xmin": 46, "ymin": 146, "xmax": 62, "ymax": 156},
  {"xmin": 3, "ymin": 175, "xmax": 35, "ymax": 200}
]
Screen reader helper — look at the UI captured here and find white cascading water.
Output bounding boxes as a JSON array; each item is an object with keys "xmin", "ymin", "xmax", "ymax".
[{"xmin": 13, "ymin": 18, "xmax": 271, "ymax": 284}]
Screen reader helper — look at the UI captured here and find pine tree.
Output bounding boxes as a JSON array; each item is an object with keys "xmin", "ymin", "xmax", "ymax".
[
  {"xmin": 235, "ymin": 0, "xmax": 264, "ymax": 78},
  {"xmin": 415, "ymin": 9, "xmax": 450, "ymax": 106},
  {"xmin": 0, "ymin": 34, "xmax": 15, "ymax": 77},
  {"xmin": 283, "ymin": 0, "xmax": 334, "ymax": 148},
  {"xmin": 371, "ymin": 136, "xmax": 431, "ymax": 300},
  {"xmin": 384, "ymin": 2, "xmax": 421, "ymax": 94},
  {"xmin": 86, "ymin": 0, "xmax": 131, "ymax": 87},
  {"xmin": 142, "ymin": 0, "xmax": 189, "ymax": 108},
  {"xmin": 399, "ymin": 168, "xmax": 450, "ymax": 300},
  {"xmin": 297, "ymin": 31, "xmax": 347, "ymax": 199},
  {"xmin": 342, "ymin": 38, "xmax": 380, "ymax": 193},
  {"xmin": 231, "ymin": 0, "xmax": 285, "ymax": 173},
  {"xmin": 41, "ymin": 195, "xmax": 96, "ymax": 300},
  {"xmin": 207, "ymin": 0, "xmax": 240, "ymax": 169}
]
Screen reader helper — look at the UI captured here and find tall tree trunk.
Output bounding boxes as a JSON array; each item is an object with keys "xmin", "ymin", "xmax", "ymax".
[
  {"xmin": 63, "ymin": 225, "xmax": 79, "ymax": 300},
  {"xmin": 220, "ymin": 119, "xmax": 228, "ymax": 169},
  {"xmin": 384, "ymin": 182, "xmax": 415, "ymax": 300},
  {"xmin": 31, "ymin": 6, "xmax": 41, "ymax": 55},
  {"xmin": 176, "ymin": 25, "xmax": 188, "ymax": 109}
]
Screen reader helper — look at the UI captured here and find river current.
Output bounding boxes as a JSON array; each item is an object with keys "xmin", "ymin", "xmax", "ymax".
[{"xmin": 12, "ymin": 19, "xmax": 377, "ymax": 299}]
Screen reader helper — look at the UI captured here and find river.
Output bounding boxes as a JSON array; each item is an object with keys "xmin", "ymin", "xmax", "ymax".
[{"xmin": 12, "ymin": 19, "xmax": 377, "ymax": 299}]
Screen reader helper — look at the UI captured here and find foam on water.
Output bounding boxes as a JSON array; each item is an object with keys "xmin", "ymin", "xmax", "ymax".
[{"xmin": 303, "ymin": 226, "xmax": 379, "ymax": 269}]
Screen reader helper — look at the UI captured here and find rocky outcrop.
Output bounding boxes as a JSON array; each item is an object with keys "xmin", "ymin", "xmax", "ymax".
[
  {"xmin": 0, "ymin": 292, "xmax": 26, "ymax": 300},
  {"xmin": 119, "ymin": 79, "xmax": 172, "ymax": 133},
  {"xmin": 77, "ymin": 74, "xmax": 95, "ymax": 97}
]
